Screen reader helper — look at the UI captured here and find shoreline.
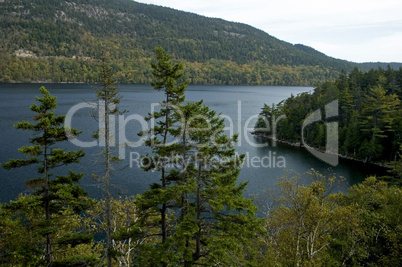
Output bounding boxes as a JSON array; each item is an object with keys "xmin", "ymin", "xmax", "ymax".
[
  {"xmin": 0, "ymin": 81, "xmax": 316, "ymax": 87},
  {"xmin": 251, "ymin": 132, "xmax": 394, "ymax": 170}
]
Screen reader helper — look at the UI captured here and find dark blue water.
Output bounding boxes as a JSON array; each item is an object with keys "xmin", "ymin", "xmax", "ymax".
[{"xmin": 0, "ymin": 84, "xmax": 388, "ymax": 203}]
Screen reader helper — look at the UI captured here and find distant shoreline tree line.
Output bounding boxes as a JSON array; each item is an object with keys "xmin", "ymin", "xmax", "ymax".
[
  {"xmin": 1, "ymin": 48, "xmax": 401, "ymax": 266},
  {"xmin": 0, "ymin": 53, "xmax": 338, "ymax": 86}
]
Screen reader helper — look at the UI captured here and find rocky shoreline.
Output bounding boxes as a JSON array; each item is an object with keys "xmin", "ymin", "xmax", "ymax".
[{"xmin": 251, "ymin": 132, "xmax": 393, "ymax": 170}]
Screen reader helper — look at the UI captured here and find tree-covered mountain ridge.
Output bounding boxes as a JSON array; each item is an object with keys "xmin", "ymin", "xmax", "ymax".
[{"xmin": 1, "ymin": 0, "xmax": 401, "ymax": 85}]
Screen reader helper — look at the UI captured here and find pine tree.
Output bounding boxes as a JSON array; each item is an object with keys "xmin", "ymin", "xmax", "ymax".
[
  {"xmin": 254, "ymin": 103, "xmax": 272, "ymax": 134},
  {"xmin": 1, "ymin": 86, "xmax": 93, "ymax": 266},
  {"xmin": 141, "ymin": 47, "xmax": 188, "ymax": 228},
  {"xmin": 132, "ymin": 46, "xmax": 189, "ymax": 265},
  {"xmin": 132, "ymin": 48, "xmax": 260, "ymax": 265},
  {"xmin": 181, "ymin": 101, "xmax": 260, "ymax": 266},
  {"xmin": 360, "ymin": 84, "xmax": 400, "ymax": 160}
]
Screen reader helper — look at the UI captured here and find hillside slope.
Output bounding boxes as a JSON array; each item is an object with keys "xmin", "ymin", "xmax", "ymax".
[{"xmin": 0, "ymin": 0, "xmax": 400, "ymax": 85}]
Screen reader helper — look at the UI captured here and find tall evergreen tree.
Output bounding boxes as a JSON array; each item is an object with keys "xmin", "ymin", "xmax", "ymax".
[
  {"xmin": 130, "ymin": 47, "xmax": 260, "ymax": 266},
  {"xmin": 145, "ymin": 46, "xmax": 187, "ymax": 228},
  {"xmin": 1, "ymin": 86, "xmax": 93, "ymax": 266},
  {"xmin": 179, "ymin": 101, "xmax": 260, "ymax": 266},
  {"xmin": 134, "ymin": 46, "xmax": 189, "ymax": 265},
  {"xmin": 360, "ymin": 84, "xmax": 400, "ymax": 160}
]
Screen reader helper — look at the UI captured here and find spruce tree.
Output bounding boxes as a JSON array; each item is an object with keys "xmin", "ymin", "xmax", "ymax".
[
  {"xmin": 132, "ymin": 47, "xmax": 260, "ymax": 266},
  {"xmin": 1, "ymin": 86, "xmax": 93, "ymax": 266},
  {"xmin": 134, "ymin": 46, "xmax": 188, "ymax": 265},
  {"xmin": 360, "ymin": 84, "xmax": 400, "ymax": 160},
  {"xmin": 180, "ymin": 101, "xmax": 260, "ymax": 266}
]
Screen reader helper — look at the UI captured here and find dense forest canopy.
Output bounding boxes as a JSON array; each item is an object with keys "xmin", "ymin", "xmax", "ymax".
[
  {"xmin": 1, "ymin": 0, "xmax": 401, "ymax": 85},
  {"xmin": 255, "ymin": 67, "xmax": 402, "ymax": 178}
]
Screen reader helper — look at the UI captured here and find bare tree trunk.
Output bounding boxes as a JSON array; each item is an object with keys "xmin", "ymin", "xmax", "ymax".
[
  {"xmin": 104, "ymin": 93, "xmax": 113, "ymax": 267},
  {"xmin": 44, "ymin": 143, "xmax": 52, "ymax": 267},
  {"xmin": 161, "ymin": 94, "xmax": 170, "ymax": 245},
  {"xmin": 195, "ymin": 162, "xmax": 202, "ymax": 261},
  {"xmin": 158, "ymin": 95, "xmax": 170, "ymax": 267},
  {"xmin": 295, "ymin": 216, "xmax": 302, "ymax": 267}
]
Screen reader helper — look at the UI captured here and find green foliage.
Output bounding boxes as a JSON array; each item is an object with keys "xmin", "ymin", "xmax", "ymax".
[
  {"xmin": 256, "ymin": 172, "xmax": 402, "ymax": 266},
  {"xmin": 137, "ymin": 46, "xmax": 188, "ymax": 253},
  {"xmin": 0, "ymin": 195, "xmax": 45, "ymax": 266},
  {"xmin": 86, "ymin": 196, "xmax": 141, "ymax": 266},
  {"xmin": 2, "ymin": 0, "xmax": 400, "ymax": 85},
  {"xmin": 0, "ymin": 194, "xmax": 101, "ymax": 266},
  {"xmin": 176, "ymin": 101, "xmax": 261, "ymax": 266},
  {"xmin": 255, "ymin": 67, "xmax": 402, "ymax": 167},
  {"xmin": 127, "ymin": 47, "xmax": 261, "ymax": 266},
  {"xmin": 332, "ymin": 177, "xmax": 402, "ymax": 266},
  {"xmin": 0, "ymin": 87, "xmax": 95, "ymax": 265}
]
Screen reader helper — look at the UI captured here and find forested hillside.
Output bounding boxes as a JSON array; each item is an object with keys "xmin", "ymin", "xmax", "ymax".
[
  {"xmin": 255, "ymin": 67, "xmax": 402, "ymax": 175},
  {"xmin": 1, "ymin": 0, "xmax": 401, "ymax": 85}
]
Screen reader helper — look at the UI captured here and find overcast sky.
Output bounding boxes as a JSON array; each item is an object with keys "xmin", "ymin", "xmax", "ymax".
[{"xmin": 135, "ymin": 0, "xmax": 402, "ymax": 63}]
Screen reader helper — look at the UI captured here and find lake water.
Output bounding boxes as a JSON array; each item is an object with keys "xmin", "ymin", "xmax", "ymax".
[{"xmin": 0, "ymin": 84, "xmax": 388, "ymax": 203}]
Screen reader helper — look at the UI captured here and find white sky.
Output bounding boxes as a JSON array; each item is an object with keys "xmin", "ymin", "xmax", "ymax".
[{"xmin": 134, "ymin": 0, "xmax": 402, "ymax": 63}]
